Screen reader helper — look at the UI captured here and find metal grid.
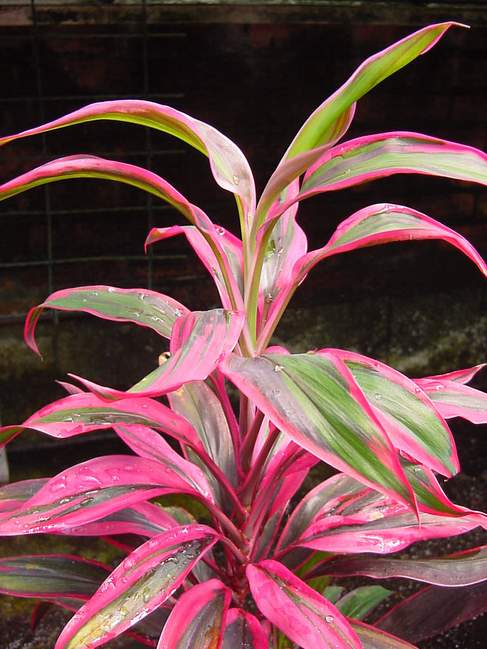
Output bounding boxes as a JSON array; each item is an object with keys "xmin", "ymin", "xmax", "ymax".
[{"xmin": 0, "ymin": 0, "xmax": 192, "ymax": 324}]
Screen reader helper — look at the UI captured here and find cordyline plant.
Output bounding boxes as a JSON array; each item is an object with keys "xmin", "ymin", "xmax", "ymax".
[{"xmin": 0, "ymin": 22, "xmax": 487, "ymax": 649}]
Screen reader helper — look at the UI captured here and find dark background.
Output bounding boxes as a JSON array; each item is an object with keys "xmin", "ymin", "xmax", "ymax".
[{"xmin": 0, "ymin": 1, "xmax": 486, "ymax": 646}]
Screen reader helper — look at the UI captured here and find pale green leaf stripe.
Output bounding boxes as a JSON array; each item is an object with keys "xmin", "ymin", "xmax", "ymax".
[
  {"xmin": 330, "ymin": 211, "xmax": 433, "ymax": 248},
  {"xmin": 287, "ymin": 23, "xmax": 454, "ymax": 158},
  {"xmin": 303, "ymin": 135, "xmax": 487, "ymax": 191},
  {"xmin": 46, "ymin": 289, "xmax": 184, "ymax": 339},
  {"xmin": 429, "ymin": 391, "xmax": 487, "ymax": 409},
  {"xmin": 347, "ymin": 361, "xmax": 455, "ymax": 475}
]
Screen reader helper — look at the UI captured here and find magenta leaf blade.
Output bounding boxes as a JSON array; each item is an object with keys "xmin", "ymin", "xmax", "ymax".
[
  {"xmin": 247, "ymin": 559, "xmax": 361, "ymax": 648},
  {"xmin": 157, "ymin": 579, "xmax": 231, "ymax": 649}
]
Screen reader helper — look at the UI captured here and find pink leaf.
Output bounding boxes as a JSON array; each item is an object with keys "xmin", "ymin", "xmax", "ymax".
[
  {"xmin": 146, "ymin": 225, "xmax": 244, "ymax": 311},
  {"xmin": 350, "ymin": 620, "xmax": 419, "ymax": 648},
  {"xmin": 5, "ymin": 391, "xmax": 201, "ymax": 447},
  {"xmin": 247, "ymin": 560, "xmax": 361, "ymax": 648},
  {"xmin": 157, "ymin": 579, "xmax": 231, "ymax": 649},
  {"xmin": 70, "ymin": 308, "xmax": 244, "ymax": 400},
  {"xmin": 0, "ymin": 99, "xmax": 256, "ymax": 227},
  {"xmin": 0, "ymin": 455, "xmax": 212, "ymax": 535},
  {"xmin": 415, "ymin": 375, "xmax": 487, "ymax": 424},
  {"xmin": 55, "ymin": 525, "xmax": 218, "ymax": 649}
]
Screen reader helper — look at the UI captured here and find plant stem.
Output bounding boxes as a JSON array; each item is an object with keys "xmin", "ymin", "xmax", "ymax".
[
  {"xmin": 240, "ymin": 424, "xmax": 280, "ymax": 506},
  {"xmin": 240, "ymin": 410, "xmax": 265, "ymax": 473}
]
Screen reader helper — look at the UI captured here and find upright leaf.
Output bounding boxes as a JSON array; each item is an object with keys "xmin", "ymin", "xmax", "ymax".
[
  {"xmin": 55, "ymin": 525, "xmax": 218, "ymax": 649},
  {"xmin": 157, "ymin": 579, "xmax": 231, "ymax": 649},
  {"xmin": 257, "ymin": 22, "xmax": 459, "ymax": 222}
]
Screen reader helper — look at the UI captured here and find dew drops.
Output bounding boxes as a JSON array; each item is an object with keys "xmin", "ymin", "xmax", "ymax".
[
  {"xmin": 273, "ymin": 365, "xmax": 284, "ymax": 373},
  {"xmin": 142, "ymin": 588, "xmax": 151, "ymax": 603},
  {"xmin": 414, "ymin": 386, "xmax": 421, "ymax": 394},
  {"xmin": 325, "ymin": 615, "xmax": 334, "ymax": 623},
  {"xmin": 374, "ymin": 393, "xmax": 382, "ymax": 401},
  {"xmin": 232, "ymin": 174, "xmax": 240, "ymax": 185},
  {"xmin": 264, "ymin": 293, "xmax": 274, "ymax": 304},
  {"xmin": 215, "ymin": 226, "xmax": 225, "ymax": 236}
]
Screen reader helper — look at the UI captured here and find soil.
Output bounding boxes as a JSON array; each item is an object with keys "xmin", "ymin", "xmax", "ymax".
[{"xmin": 0, "ymin": 414, "xmax": 485, "ymax": 648}]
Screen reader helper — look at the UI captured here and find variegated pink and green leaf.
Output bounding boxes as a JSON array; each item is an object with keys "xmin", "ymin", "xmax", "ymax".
[
  {"xmin": 0, "ymin": 99, "xmax": 256, "ymax": 227},
  {"xmin": 0, "ymin": 455, "xmax": 214, "ymax": 535},
  {"xmin": 146, "ymin": 224, "xmax": 244, "ymax": 310},
  {"xmin": 25, "ymin": 286, "xmax": 188, "ymax": 355},
  {"xmin": 54, "ymin": 525, "xmax": 218, "ymax": 649},
  {"xmin": 415, "ymin": 369, "xmax": 487, "ymax": 423},
  {"xmin": 71, "ymin": 308, "xmax": 244, "ymax": 400},
  {"xmin": 221, "ymin": 350, "xmax": 416, "ymax": 509},
  {"xmin": 351, "ymin": 620, "xmax": 419, "ymax": 649},
  {"xmin": 247, "ymin": 559, "xmax": 361, "ymax": 648},
  {"xmin": 257, "ymin": 22, "xmax": 460, "ymax": 223},
  {"xmin": 0, "ymin": 391, "xmax": 201, "ymax": 447}
]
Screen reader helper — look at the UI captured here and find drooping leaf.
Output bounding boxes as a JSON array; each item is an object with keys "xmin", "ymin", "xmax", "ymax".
[
  {"xmin": 60, "ymin": 502, "xmax": 178, "ymax": 538},
  {"xmin": 351, "ymin": 620, "xmax": 419, "ymax": 648},
  {"xmin": 221, "ymin": 351, "xmax": 416, "ymax": 509},
  {"xmin": 0, "ymin": 478, "xmax": 48, "ymax": 512},
  {"xmin": 337, "ymin": 349, "xmax": 459, "ymax": 476},
  {"xmin": 1, "ymin": 391, "xmax": 201, "ymax": 447},
  {"xmin": 72, "ymin": 308, "xmax": 244, "ymax": 400},
  {"xmin": 0, "ymin": 155, "xmax": 197, "ymax": 221},
  {"xmin": 420, "ymin": 364, "xmax": 486, "ymax": 384},
  {"xmin": 321, "ymin": 545, "xmax": 487, "ymax": 587},
  {"xmin": 25, "ymin": 286, "xmax": 188, "ymax": 355},
  {"xmin": 222, "ymin": 609, "xmax": 269, "ymax": 649},
  {"xmin": 157, "ymin": 579, "xmax": 231, "ymax": 649},
  {"xmin": 0, "ymin": 554, "xmax": 109, "ymax": 600},
  {"xmin": 286, "ymin": 132, "xmax": 487, "ymax": 215},
  {"xmin": 291, "ymin": 203, "xmax": 487, "ymax": 291},
  {"xmin": 335, "ymin": 586, "xmax": 392, "ymax": 620},
  {"xmin": 146, "ymin": 224, "xmax": 244, "ymax": 310},
  {"xmin": 415, "ymin": 375, "xmax": 487, "ymax": 424},
  {"xmin": 292, "ymin": 498, "xmax": 486, "ymax": 555},
  {"xmin": 55, "ymin": 525, "xmax": 218, "ymax": 649},
  {"xmin": 257, "ymin": 23, "xmax": 459, "ymax": 223},
  {"xmin": 376, "ymin": 581, "xmax": 487, "ymax": 643},
  {"xmin": 114, "ymin": 424, "xmax": 215, "ymax": 501},
  {"xmin": 247, "ymin": 560, "xmax": 361, "ymax": 648},
  {"xmin": 0, "ymin": 99, "xmax": 256, "ymax": 226},
  {"xmin": 0, "ymin": 455, "xmax": 213, "ymax": 535}
]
